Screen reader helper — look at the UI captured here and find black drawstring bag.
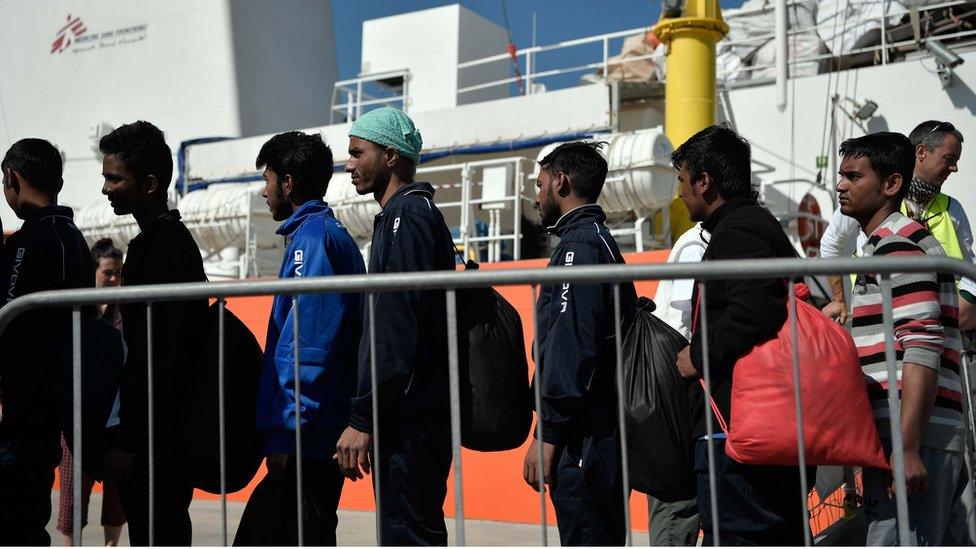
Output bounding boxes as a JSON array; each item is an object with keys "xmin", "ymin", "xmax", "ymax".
[
  {"xmin": 622, "ymin": 297, "xmax": 696, "ymax": 501},
  {"xmin": 456, "ymin": 259, "xmax": 532, "ymax": 451}
]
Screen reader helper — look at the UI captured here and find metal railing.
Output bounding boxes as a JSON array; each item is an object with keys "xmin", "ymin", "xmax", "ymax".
[
  {"xmin": 3, "ymin": 255, "xmax": 975, "ymax": 546},
  {"xmin": 330, "ymin": 69, "xmax": 411, "ymax": 124}
]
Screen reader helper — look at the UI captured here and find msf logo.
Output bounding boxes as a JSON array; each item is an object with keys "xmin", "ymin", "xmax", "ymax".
[
  {"xmin": 559, "ymin": 251, "xmax": 574, "ymax": 313},
  {"xmin": 51, "ymin": 14, "xmax": 87, "ymax": 54}
]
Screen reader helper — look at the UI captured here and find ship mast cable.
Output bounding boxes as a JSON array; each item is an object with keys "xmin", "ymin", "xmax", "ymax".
[
  {"xmin": 816, "ymin": 0, "xmax": 853, "ymax": 186},
  {"xmin": 499, "ymin": 0, "xmax": 526, "ymax": 95}
]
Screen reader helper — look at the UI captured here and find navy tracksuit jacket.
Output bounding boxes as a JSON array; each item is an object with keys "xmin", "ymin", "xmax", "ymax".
[
  {"xmin": 535, "ymin": 204, "xmax": 636, "ymax": 546},
  {"xmin": 348, "ymin": 182, "xmax": 456, "ymax": 546}
]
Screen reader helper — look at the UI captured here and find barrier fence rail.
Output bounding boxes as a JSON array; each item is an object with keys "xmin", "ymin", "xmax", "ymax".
[{"xmin": 3, "ymin": 255, "xmax": 975, "ymax": 546}]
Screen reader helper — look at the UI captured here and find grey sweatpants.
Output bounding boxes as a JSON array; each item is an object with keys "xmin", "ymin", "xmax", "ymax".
[{"xmin": 863, "ymin": 444, "xmax": 975, "ymax": 546}]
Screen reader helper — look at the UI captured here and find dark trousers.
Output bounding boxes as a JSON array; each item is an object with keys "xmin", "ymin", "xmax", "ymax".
[
  {"xmin": 118, "ymin": 452, "xmax": 195, "ymax": 546},
  {"xmin": 550, "ymin": 421, "xmax": 627, "ymax": 546},
  {"xmin": 234, "ymin": 456, "xmax": 345, "ymax": 546},
  {"xmin": 377, "ymin": 418, "xmax": 452, "ymax": 546},
  {"xmin": 0, "ymin": 444, "xmax": 56, "ymax": 546},
  {"xmin": 695, "ymin": 439, "xmax": 813, "ymax": 546}
]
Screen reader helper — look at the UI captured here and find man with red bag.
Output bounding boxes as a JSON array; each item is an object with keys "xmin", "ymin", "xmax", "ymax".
[
  {"xmin": 836, "ymin": 132, "xmax": 973, "ymax": 545},
  {"xmin": 672, "ymin": 125, "xmax": 814, "ymax": 545}
]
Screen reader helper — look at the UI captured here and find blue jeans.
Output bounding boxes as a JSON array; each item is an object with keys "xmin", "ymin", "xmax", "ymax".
[{"xmin": 863, "ymin": 443, "xmax": 976, "ymax": 546}]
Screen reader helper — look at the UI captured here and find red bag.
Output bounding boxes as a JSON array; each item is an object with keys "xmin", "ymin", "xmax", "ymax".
[{"xmin": 695, "ymin": 283, "xmax": 889, "ymax": 469}]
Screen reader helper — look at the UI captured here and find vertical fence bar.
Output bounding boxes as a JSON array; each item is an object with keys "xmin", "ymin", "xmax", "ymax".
[
  {"xmin": 147, "ymin": 303, "xmax": 156, "ymax": 546},
  {"xmin": 612, "ymin": 285, "xmax": 633, "ymax": 546},
  {"xmin": 787, "ymin": 282, "xmax": 812, "ymax": 546},
  {"xmin": 602, "ymin": 37, "xmax": 610, "ymax": 81},
  {"xmin": 217, "ymin": 299, "xmax": 228, "ymax": 546},
  {"xmin": 698, "ymin": 284, "xmax": 720, "ymax": 546},
  {"xmin": 445, "ymin": 290, "xmax": 466, "ymax": 545},
  {"xmin": 72, "ymin": 306, "xmax": 82, "ymax": 547},
  {"xmin": 880, "ymin": 274, "xmax": 911, "ymax": 546},
  {"xmin": 530, "ymin": 285, "xmax": 548, "ymax": 546},
  {"xmin": 369, "ymin": 293, "xmax": 383, "ymax": 542},
  {"xmin": 292, "ymin": 295, "xmax": 304, "ymax": 546},
  {"xmin": 960, "ymin": 354, "xmax": 976, "ymax": 541}
]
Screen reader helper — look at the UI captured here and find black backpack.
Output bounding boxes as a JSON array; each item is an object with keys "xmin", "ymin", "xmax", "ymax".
[
  {"xmin": 456, "ymin": 259, "xmax": 532, "ymax": 451},
  {"xmin": 621, "ymin": 297, "xmax": 697, "ymax": 501},
  {"xmin": 183, "ymin": 302, "xmax": 264, "ymax": 494}
]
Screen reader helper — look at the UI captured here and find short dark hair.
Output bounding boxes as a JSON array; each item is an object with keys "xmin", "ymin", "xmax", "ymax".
[
  {"xmin": 670, "ymin": 125, "xmax": 752, "ymax": 200},
  {"xmin": 255, "ymin": 131, "xmax": 334, "ymax": 199},
  {"xmin": 538, "ymin": 141, "xmax": 608, "ymax": 202},
  {"xmin": 91, "ymin": 237, "xmax": 123, "ymax": 263},
  {"xmin": 909, "ymin": 120, "xmax": 964, "ymax": 151},
  {"xmin": 2, "ymin": 138, "xmax": 64, "ymax": 194},
  {"xmin": 839, "ymin": 132, "xmax": 914, "ymax": 201},
  {"xmin": 98, "ymin": 121, "xmax": 173, "ymax": 193}
]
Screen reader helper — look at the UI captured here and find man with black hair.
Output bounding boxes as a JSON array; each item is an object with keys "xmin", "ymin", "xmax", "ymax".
[
  {"xmin": 234, "ymin": 132, "xmax": 365, "ymax": 546},
  {"xmin": 521, "ymin": 140, "xmax": 637, "ymax": 545},
  {"xmin": 671, "ymin": 125, "xmax": 812, "ymax": 545},
  {"xmin": 821, "ymin": 121, "xmax": 975, "ymax": 329},
  {"xmin": 98, "ymin": 120, "xmax": 207, "ymax": 546},
  {"xmin": 838, "ymin": 132, "xmax": 973, "ymax": 545},
  {"xmin": 334, "ymin": 107, "xmax": 456, "ymax": 545},
  {"xmin": 0, "ymin": 138, "xmax": 94, "ymax": 545}
]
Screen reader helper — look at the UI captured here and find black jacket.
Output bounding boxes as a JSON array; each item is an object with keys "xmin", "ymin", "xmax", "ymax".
[
  {"xmin": 535, "ymin": 205, "xmax": 637, "ymax": 445},
  {"xmin": 115, "ymin": 210, "xmax": 208, "ymax": 454},
  {"xmin": 0, "ymin": 205, "xmax": 94, "ymax": 465},
  {"xmin": 348, "ymin": 183, "xmax": 456, "ymax": 432},
  {"xmin": 689, "ymin": 197, "xmax": 796, "ymax": 438}
]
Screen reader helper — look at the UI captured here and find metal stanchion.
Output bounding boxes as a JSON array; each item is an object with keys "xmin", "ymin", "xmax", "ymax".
[
  {"xmin": 613, "ymin": 285, "xmax": 633, "ymax": 546},
  {"xmin": 445, "ymin": 290, "xmax": 466, "ymax": 545},
  {"xmin": 788, "ymin": 282, "xmax": 812, "ymax": 546}
]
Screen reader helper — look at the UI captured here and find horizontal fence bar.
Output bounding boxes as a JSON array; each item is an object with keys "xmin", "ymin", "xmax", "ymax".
[{"xmin": 0, "ymin": 258, "xmax": 971, "ymax": 331}]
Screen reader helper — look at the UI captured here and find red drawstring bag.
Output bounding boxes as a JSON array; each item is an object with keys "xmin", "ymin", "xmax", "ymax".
[{"xmin": 694, "ymin": 283, "xmax": 889, "ymax": 469}]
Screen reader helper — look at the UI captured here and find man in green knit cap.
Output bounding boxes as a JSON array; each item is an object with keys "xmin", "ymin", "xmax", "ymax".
[{"xmin": 334, "ymin": 107, "xmax": 457, "ymax": 545}]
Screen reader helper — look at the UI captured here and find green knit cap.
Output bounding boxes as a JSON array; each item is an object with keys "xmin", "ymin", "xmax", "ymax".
[{"xmin": 348, "ymin": 107, "xmax": 423, "ymax": 164}]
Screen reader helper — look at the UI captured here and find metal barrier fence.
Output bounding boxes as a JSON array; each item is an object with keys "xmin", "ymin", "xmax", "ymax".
[{"xmin": 2, "ymin": 256, "xmax": 975, "ymax": 546}]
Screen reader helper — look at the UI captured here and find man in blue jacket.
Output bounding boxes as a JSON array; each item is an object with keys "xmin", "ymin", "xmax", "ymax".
[
  {"xmin": 234, "ymin": 131, "xmax": 365, "ymax": 546},
  {"xmin": 334, "ymin": 107, "xmax": 456, "ymax": 545},
  {"xmin": 522, "ymin": 141, "xmax": 637, "ymax": 545}
]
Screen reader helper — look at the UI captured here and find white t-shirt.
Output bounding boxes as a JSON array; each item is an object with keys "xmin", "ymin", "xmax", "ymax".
[
  {"xmin": 820, "ymin": 197, "xmax": 975, "ymax": 290},
  {"xmin": 653, "ymin": 223, "xmax": 708, "ymax": 340}
]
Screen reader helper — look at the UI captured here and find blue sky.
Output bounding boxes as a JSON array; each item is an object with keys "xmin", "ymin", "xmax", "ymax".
[{"xmin": 331, "ymin": 0, "xmax": 747, "ymax": 85}]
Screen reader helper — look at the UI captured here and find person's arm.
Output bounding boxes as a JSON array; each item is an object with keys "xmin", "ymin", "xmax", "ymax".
[
  {"xmin": 820, "ymin": 209, "xmax": 859, "ymax": 323},
  {"xmin": 536, "ymin": 242, "xmax": 608, "ymax": 446},
  {"xmin": 885, "ymin": 240, "xmax": 946, "ymax": 495},
  {"xmin": 689, "ymin": 225, "xmax": 788, "ymax": 375}
]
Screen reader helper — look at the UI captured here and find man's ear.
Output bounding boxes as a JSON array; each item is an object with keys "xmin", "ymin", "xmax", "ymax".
[
  {"xmin": 553, "ymin": 171, "xmax": 573, "ymax": 198},
  {"xmin": 4, "ymin": 168, "xmax": 20, "ymax": 194},
  {"xmin": 280, "ymin": 174, "xmax": 295, "ymax": 200},
  {"xmin": 697, "ymin": 172, "xmax": 713, "ymax": 195},
  {"xmin": 384, "ymin": 146, "xmax": 399, "ymax": 169},
  {"xmin": 915, "ymin": 143, "xmax": 928, "ymax": 164},
  {"xmin": 145, "ymin": 174, "xmax": 160, "ymax": 198},
  {"xmin": 883, "ymin": 173, "xmax": 903, "ymax": 199}
]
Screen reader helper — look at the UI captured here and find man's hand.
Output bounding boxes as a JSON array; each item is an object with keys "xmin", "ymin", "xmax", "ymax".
[
  {"xmin": 102, "ymin": 447, "xmax": 135, "ymax": 483},
  {"xmin": 334, "ymin": 426, "xmax": 372, "ymax": 481},
  {"xmin": 522, "ymin": 439, "xmax": 556, "ymax": 492},
  {"xmin": 822, "ymin": 299, "xmax": 849, "ymax": 325},
  {"xmin": 889, "ymin": 450, "xmax": 928, "ymax": 497},
  {"xmin": 675, "ymin": 347, "xmax": 699, "ymax": 380}
]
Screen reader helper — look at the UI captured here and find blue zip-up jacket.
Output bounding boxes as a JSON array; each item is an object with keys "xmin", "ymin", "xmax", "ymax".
[
  {"xmin": 348, "ymin": 182, "xmax": 456, "ymax": 432},
  {"xmin": 257, "ymin": 200, "xmax": 365, "ymax": 458},
  {"xmin": 535, "ymin": 204, "xmax": 637, "ymax": 445}
]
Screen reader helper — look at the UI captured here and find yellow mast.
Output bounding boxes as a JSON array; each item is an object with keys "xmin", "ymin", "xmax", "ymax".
[{"xmin": 653, "ymin": 0, "xmax": 729, "ymax": 242}]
